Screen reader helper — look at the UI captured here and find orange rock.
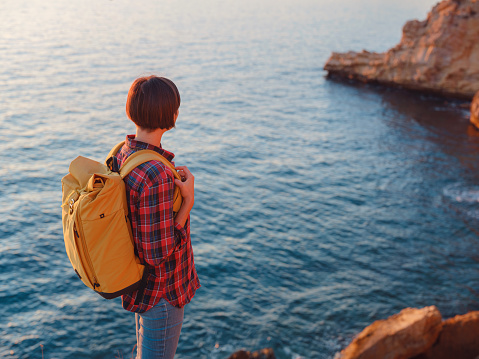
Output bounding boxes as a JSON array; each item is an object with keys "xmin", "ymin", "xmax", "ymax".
[
  {"xmin": 228, "ymin": 348, "xmax": 276, "ymax": 359},
  {"xmin": 417, "ymin": 311, "xmax": 479, "ymax": 359},
  {"xmin": 228, "ymin": 350, "xmax": 251, "ymax": 359},
  {"xmin": 324, "ymin": 0, "xmax": 479, "ymax": 99},
  {"xmin": 471, "ymin": 91, "xmax": 479, "ymax": 130},
  {"xmin": 336, "ymin": 306, "xmax": 443, "ymax": 359}
]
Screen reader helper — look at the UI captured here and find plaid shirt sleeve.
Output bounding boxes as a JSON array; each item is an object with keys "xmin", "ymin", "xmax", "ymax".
[{"xmin": 137, "ymin": 175, "xmax": 187, "ymax": 266}]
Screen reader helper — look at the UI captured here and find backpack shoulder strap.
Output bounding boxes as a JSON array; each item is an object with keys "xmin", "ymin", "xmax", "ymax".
[
  {"xmin": 119, "ymin": 149, "xmax": 181, "ymax": 180},
  {"xmin": 105, "ymin": 141, "xmax": 126, "ymax": 165}
]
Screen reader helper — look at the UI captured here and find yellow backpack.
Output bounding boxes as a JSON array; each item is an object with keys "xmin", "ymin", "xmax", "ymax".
[{"xmin": 61, "ymin": 142, "xmax": 182, "ymax": 299}]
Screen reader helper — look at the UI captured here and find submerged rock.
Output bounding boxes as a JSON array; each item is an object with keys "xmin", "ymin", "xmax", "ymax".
[
  {"xmin": 471, "ymin": 91, "xmax": 479, "ymax": 129},
  {"xmin": 227, "ymin": 348, "xmax": 276, "ymax": 359},
  {"xmin": 335, "ymin": 306, "xmax": 443, "ymax": 359},
  {"xmin": 324, "ymin": 0, "xmax": 479, "ymax": 99}
]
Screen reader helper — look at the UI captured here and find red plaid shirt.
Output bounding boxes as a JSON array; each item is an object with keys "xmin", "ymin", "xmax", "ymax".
[{"xmin": 114, "ymin": 135, "xmax": 200, "ymax": 313}]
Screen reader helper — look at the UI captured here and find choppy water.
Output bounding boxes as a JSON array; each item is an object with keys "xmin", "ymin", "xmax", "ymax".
[{"xmin": 1, "ymin": 0, "xmax": 479, "ymax": 358}]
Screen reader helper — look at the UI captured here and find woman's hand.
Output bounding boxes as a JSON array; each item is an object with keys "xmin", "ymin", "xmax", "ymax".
[
  {"xmin": 174, "ymin": 166, "xmax": 194, "ymax": 227},
  {"xmin": 175, "ymin": 166, "xmax": 194, "ymax": 206}
]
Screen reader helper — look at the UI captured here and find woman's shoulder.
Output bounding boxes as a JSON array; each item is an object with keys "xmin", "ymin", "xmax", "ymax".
[{"xmin": 133, "ymin": 159, "xmax": 175, "ymax": 189}]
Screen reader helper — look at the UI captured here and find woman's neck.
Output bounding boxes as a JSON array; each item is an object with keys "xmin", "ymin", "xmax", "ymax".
[{"xmin": 135, "ymin": 127, "xmax": 168, "ymax": 147}]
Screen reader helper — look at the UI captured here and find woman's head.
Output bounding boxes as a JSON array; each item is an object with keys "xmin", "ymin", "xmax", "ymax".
[{"xmin": 126, "ymin": 75, "xmax": 181, "ymax": 131}]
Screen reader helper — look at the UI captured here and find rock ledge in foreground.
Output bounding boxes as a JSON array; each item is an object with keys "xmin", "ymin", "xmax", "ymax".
[
  {"xmin": 413, "ymin": 311, "xmax": 479, "ymax": 359},
  {"xmin": 335, "ymin": 306, "xmax": 443, "ymax": 359}
]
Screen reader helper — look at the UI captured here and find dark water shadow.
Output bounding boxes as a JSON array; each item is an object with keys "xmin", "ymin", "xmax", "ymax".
[
  {"xmin": 324, "ymin": 77, "xmax": 479, "ymax": 243},
  {"xmin": 325, "ymin": 77, "xmax": 479, "ymax": 175}
]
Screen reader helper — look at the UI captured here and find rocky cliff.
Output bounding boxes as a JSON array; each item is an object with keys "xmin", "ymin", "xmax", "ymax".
[{"xmin": 324, "ymin": 0, "xmax": 479, "ymax": 99}]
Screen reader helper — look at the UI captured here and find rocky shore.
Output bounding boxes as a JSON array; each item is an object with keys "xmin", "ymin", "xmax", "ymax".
[
  {"xmin": 324, "ymin": 0, "xmax": 479, "ymax": 100},
  {"xmin": 335, "ymin": 306, "xmax": 479, "ymax": 359},
  {"xmin": 226, "ymin": 307, "xmax": 479, "ymax": 358}
]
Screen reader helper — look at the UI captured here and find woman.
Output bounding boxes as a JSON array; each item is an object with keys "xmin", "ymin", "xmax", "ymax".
[{"xmin": 113, "ymin": 75, "xmax": 200, "ymax": 358}]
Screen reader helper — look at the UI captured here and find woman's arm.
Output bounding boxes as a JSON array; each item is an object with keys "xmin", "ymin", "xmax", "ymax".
[
  {"xmin": 136, "ymin": 177, "xmax": 186, "ymax": 266},
  {"xmin": 135, "ymin": 165, "xmax": 194, "ymax": 266}
]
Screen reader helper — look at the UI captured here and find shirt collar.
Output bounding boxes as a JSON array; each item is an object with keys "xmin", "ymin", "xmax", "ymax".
[{"xmin": 125, "ymin": 134, "xmax": 175, "ymax": 162}]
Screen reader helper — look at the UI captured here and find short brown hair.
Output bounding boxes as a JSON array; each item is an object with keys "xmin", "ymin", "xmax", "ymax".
[{"xmin": 126, "ymin": 75, "xmax": 181, "ymax": 131}]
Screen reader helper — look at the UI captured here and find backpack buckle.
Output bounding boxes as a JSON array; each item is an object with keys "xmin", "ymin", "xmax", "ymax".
[{"xmin": 69, "ymin": 198, "xmax": 75, "ymax": 214}]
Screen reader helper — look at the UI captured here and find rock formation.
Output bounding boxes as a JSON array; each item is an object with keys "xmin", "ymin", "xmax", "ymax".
[
  {"xmin": 335, "ymin": 306, "xmax": 443, "ymax": 359},
  {"xmin": 471, "ymin": 90, "xmax": 479, "ymax": 129},
  {"xmin": 324, "ymin": 0, "xmax": 479, "ymax": 100},
  {"xmin": 336, "ymin": 307, "xmax": 479, "ymax": 359}
]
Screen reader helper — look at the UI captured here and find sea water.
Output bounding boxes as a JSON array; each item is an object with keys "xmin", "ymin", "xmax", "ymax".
[{"xmin": 1, "ymin": 0, "xmax": 478, "ymax": 358}]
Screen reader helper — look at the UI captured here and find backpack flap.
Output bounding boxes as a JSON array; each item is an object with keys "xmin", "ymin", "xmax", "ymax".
[
  {"xmin": 69, "ymin": 156, "xmax": 110, "ymax": 189},
  {"xmin": 61, "ymin": 156, "xmax": 112, "ymax": 217}
]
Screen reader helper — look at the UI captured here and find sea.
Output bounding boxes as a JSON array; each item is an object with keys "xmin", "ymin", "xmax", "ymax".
[{"xmin": 1, "ymin": 0, "xmax": 479, "ymax": 358}]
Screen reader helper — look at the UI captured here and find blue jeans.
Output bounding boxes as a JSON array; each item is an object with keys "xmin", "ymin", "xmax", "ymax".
[{"xmin": 135, "ymin": 298, "xmax": 184, "ymax": 359}]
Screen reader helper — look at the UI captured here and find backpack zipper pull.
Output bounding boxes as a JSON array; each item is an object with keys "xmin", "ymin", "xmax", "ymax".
[{"xmin": 69, "ymin": 198, "xmax": 75, "ymax": 214}]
